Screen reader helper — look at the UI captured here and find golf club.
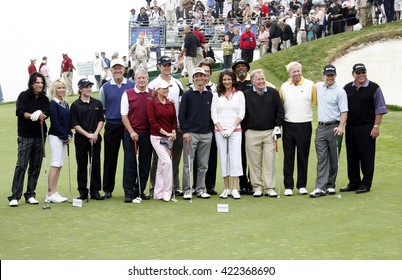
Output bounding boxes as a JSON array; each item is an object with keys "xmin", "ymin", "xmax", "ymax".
[
  {"xmin": 66, "ymin": 144, "xmax": 72, "ymax": 203},
  {"xmin": 87, "ymin": 142, "xmax": 94, "ymax": 203},
  {"xmin": 186, "ymin": 141, "xmax": 192, "ymax": 203},
  {"xmin": 275, "ymin": 140, "xmax": 280, "ymax": 199},
  {"xmin": 169, "ymin": 142, "xmax": 177, "ymax": 202},
  {"xmin": 334, "ymin": 135, "xmax": 342, "ymax": 199},
  {"xmin": 40, "ymin": 120, "xmax": 51, "ymax": 210},
  {"xmin": 134, "ymin": 140, "xmax": 142, "ymax": 203},
  {"xmin": 226, "ymin": 137, "xmax": 231, "ymax": 196}
]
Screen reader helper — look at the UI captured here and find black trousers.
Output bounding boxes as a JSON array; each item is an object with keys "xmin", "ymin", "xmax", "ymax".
[
  {"xmin": 193, "ymin": 132, "xmax": 217, "ymax": 190},
  {"xmin": 345, "ymin": 124, "xmax": 376, "ymax": 189},
  {"xmin": 102, "ymin": 122, "xmax": 124, "ymax": 194},
  {"xmin": 241, "ymin": 49, "xmax": 254, "ymax": 64},
  {"xmin": 9, "ymin": 137, "xmax": 43, "ymax": 201},
  {"xmin": 75, "ymin": 135, "xmax": 102, "ymax": 196},
  {"xmin": 122, "ymin": 131, "xmax": 152, "ymax": 199},
  {"xmin": 239, "ymin": 131, "xmax": 251, "ymax": 190},
  {"xmin": 282, "ymin": 121, "xmax": 312, "ymax": 190}
]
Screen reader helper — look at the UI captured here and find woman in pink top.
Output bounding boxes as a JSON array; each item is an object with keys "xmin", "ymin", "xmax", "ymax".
[
  {"xmin": 211, "ymin": 70, "xmax": 245, "ymax": 199},
  {"xmin": 147, "ymin": 80, "xmax": 177, "ymax": 201},
  {"xmin": 258, "ymin": 24, "xmax": 270, "ymax": 57}
]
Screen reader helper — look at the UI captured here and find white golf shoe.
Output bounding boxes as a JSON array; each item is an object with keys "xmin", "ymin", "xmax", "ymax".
[
  {"xmin": 231, "ymin": 189, "xmax": 241, "ymax": 199},
  {"xmin": 284, "ymin": 189, "xmax": 293, "ymax": 196}
]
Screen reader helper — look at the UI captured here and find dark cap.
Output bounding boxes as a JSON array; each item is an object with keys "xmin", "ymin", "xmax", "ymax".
[
  {"xmin": 158, "ymin": 55, "xmax": 172, "ymax": 65},
  {"xmin": 232, "ymin": 59, "xmax": 250, "ymax": 72},
  {"xmin": 78, "ymin": 78, "xmax": 94, "ymax": 89},
  {"xmin": 323, "ymin": 64, "xmax": 336, "ymax": 75},
  {"xmin": 352, "ymin": 63, "xmax": 366, "ymax": 73}
]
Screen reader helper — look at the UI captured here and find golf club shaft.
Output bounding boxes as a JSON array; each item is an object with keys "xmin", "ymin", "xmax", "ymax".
[
  {"xmin": 227, "ymin": 137, "xmax": 230, "ymax": 189},
  {"xmin": 186, "ymin": 141, "xmax": 192, "ymax": 202},
  {"xmin": 134, "ymin": 140, "xmax": 141, "ymax": 198},
  {"xmin": 88, "ymin": 142, "xmax": 93, "ymax": 202},
  {"xmin": 276, "ymin": 141, "xmax": 280, "ymax": 198},
  {"xmin": 67, "ymin": 144, "xmax": 72, "ymax": 202},
  {"xmin": 40, "ymin": 120, "xmax": 51, "ymax": 209}
]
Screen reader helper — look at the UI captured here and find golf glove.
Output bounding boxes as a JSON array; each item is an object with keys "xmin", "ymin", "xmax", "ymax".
[
  {"xmin": 272, "ymin": 126, "xmax": 281, "ymax": 141},
  {"xmin": 222, "ymin": 124, "xmax": 236, "ymax": 138},
  {"xmin": 30, "ymin": 110, "xmax": 42, "ymax": 121}
]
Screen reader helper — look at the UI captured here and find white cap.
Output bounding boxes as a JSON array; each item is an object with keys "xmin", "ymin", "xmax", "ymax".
[
  {"xmin": 110, "ymin": 58, "xmax": 125, "ymax": 68},
  {"xmin": 245, "ymin": 24, "xmax": 251, "ymax": 29},
  {"xmin": 154, "ymin": 80, "xmax": 172, "ymax": 90},
  {"xmin": 192, "ymin": 67, "xmax": 206, "ymax": 77}
]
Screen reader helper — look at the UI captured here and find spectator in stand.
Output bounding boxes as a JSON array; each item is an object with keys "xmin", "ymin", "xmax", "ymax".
[
  {"xmin": 195, "ymin": 0, "xmax": 206, "ymax": 13},
  {"xmin": 383, "ymin": 0, "xmax": 395, "ymax": 22},
  {"xmin": 232, "ymin": 27, "xmax": 242, "ymax": 61},
  {"xmin": 93, "ymin": 52, "xmax": 107, "ymax": 90},
  {"xmin": 193, "ymin": 23, "xmax": 207, "ymax": 65},
  {"xmin": 222, "ymin": 35, "xmax": 234, "ymax": 70},
  {"xmin": 260, "ymin": 0, "xmax": 270, "ymax": 19},
  {"xmin": 101, "ymin": 51, "xmax": 111, "ymax": 68},
  {"xmin": 166, "ymin": 0, "xmax": 175, "ymax": 25},
  {"xmin": 258, "ymin": 24, "xmax": 270, "ymax": 57},
  {"xmin": 342, "ymin": 0, "xmax": 358, "ymax": 32},
  {"xmin": 129, "ymin": 8, "xmax": 137, "ymax": 22},
  {"xmin": 296, "ymin": 9, "xmax": 308, "ymax": 44},
  {"xmin": 356, "ymin": 0, "xmax": 373, "ymax": 27},
  {"xmin": 239, "ymin": 24, "xmax": 256, "ymax": 63},
  {"xmin": 285, "ymin": 9, "xmax": 297, "ymax": 45},
  {"xmin": 233, "ymin": 0, "xmax": 241, "ymax": 12},
  {"xmin": 289, "ymin": 0, "xmax": 303, "ymax": 10},
  {"xmin": 227, "ymin": 10, "xmax": 236, "ymax": 23},
  {"xmin": 149, "ymin": 5, "xmax": 160, "ymax": 27},
  {"xmin": 28, "ymin": 58, "xmax": 37, "ymax": 76},
  {"xmin": 207, "ymin": 0, "xmax": 215, "ymax": 10},
  {"xmin": 183, "ymin": 0, "xmax": 195, "ymax": 19},
  {"xmin": 270, "ymin": 16, "xmax": 282, "ymax": 53},
  {"xmin": 186, "ymin": 10, "xmax": 195, "ymax": 25},
  {"xmin": 129, "ymin": 37, "xmax": 151, "ymax": 72},
  {"xmin": 253, "ymin": 3, "xmax": 262, "ymax": 19},
  {"xmin": 215, "ymin": 0, "xmax": 224, "ymax": 15},
  {"xmin": 242, "ymin": 3, "xmax": 255, "ymax": 22},
  {"xmin": 137, "ymin": 7, "xmax": 150, "ymax": 26},
  {"xmin": 306, "ymin": 16, "xmax": 317, "ymax": 42},
  {"xmin": 180, "ymin": 25, "xmax": 201, "ymax": 85},
  {"xmin": 279, "ymin": 20, "xmax": 293, "ymax": 49},
  {"xmin": 203, "ymin": 43, "xmax": 216, "ymax": 64},
  {"xmin": 60, "ymin": 52, "xmax": 75, "ymax": 95},
  {"xmin": 396, "ymin": 0, "xmax": 402, "ymax": 20},
  {"xmin": 235, "ymin": 1, "xmax": 246, "ymax": 23},
  {"xmin": 205, "ymin": 18, "xmax": 215, "ymax": 41},
  {"xmin": 315, "ymin": 4, "xmax": 326, "ymax": 38},
  {"xmin": 211, "ymin": 18, "xmax": 226, "ymax": 43},
  {"xmin": 225, "ymin": 23, "xmax": 236, "ymax": 41},
  {"xmin": 329, "ymin": 1, "xmax": 345, "ymax": 34},
  {"xmin": 176, "ymin": 0, "xmax": 184, "ymax": 20},
  {"xmin": 39, "ymin": 57, "xmax": 50, "ymax": 92}
]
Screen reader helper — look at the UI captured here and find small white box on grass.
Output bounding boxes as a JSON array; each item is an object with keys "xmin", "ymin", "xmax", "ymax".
[
  {"xmin": 217, "ymin": 204, "xmax": 229, "ymax": 213},
  {"xmin": 72, "ymin": 198, "xmax": 83, "ymax": 207}
]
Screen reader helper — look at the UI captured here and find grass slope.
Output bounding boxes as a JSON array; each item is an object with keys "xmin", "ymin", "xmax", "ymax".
[{"xmin": 1, "ymin": 22, "xmax": 402, "ymax": 260}]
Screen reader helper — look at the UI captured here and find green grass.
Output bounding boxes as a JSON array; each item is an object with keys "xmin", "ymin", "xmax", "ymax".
[{"xmin": 1, "ymin": 22, "xmax": 402, "ymax": 260}]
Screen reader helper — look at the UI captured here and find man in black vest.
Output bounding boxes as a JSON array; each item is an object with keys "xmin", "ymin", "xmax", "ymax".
[{"xmin": 341, "ymin": 63, "xmax": 387, "ymax": 194}]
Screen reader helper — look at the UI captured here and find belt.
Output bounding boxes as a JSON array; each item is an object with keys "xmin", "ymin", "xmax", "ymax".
[{"xmin": 318, "ymin": 121, "xmax": 339, "ymax": 126}]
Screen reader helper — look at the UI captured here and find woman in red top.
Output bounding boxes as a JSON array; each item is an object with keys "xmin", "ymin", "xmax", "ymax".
[{"xmin": 147, "ymin": 80, "xmax": 177, "ymax": 201}]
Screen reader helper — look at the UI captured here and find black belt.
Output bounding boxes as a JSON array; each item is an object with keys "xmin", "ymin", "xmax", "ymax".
[{"xmin": 318, "ymin": 121, "xmax": 339, "ymax": 126}]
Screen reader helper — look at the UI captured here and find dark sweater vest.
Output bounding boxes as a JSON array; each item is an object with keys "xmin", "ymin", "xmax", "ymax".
[{"xmin": 344, "ymin": 81, "xmax": 379, "ymax": 127}]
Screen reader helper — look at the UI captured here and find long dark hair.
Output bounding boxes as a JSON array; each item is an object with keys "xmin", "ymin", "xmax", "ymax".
[
  {"xmin": 28, "ymin": 72, "xmax": 47, "ymax": 94},
  {"xmin": 216, "ymin": 70, "xmax": 238, "ymax": 96}
]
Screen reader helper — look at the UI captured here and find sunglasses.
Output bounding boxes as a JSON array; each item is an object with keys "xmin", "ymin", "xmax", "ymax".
[{"xmin": 355, "ymin": 71, "xmax": 366, "ymax": 75}]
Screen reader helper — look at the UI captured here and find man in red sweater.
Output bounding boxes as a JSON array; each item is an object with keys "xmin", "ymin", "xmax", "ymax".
[
  {"xmin": 239, "ymin": 24, "xmax": 256, "ymax": 63},
  {"xmin": 28, "ymin": 58, "xmax": 37, "ymax": 76}
]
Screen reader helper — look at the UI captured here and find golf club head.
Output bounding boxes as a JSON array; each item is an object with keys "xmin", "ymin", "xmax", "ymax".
[
  {"xmin": 171, "ymin": 197, "xmax": 178, "ymax": 202},
  {"xmin": 67, "ymin": 198, "xmax": 73, "ymax": 203},
  {"xmin": 42, "ymin": 205, "xmax": 51, "ymax": 209}
]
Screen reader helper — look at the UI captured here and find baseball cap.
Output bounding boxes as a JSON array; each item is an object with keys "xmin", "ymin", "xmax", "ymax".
[
  {"xmin": 158, "ymin": 56, "xmax": 172, "ymax": 65},
  {"xmin": 192, "ymin": 67, "xmax": 206, "ymax": 77},
  {"xmin": 323, "ymin": 64, "xmax": 337, "ymax": 75},
  {"xmin": 352, "ymin": 63, "xmax": 366, "ymax": 73},
  {"xmin": 232, "ymin": 59, "xmax": 250, "ymax": 72},
  {"xmin": 78, "ymin": 78, "xmax": 94, "ymax": 88},
  {"xmin": 245, "ymin": 24, "xmax": 251, "ymax": 29},
  {"xmin": 62, "ymin": 52, "xmax": 68, "ymax": 55},
  {"xmin": 110, "ymin": 58, "xmax": 125, "ymax": 68},
  {"xmin": 153, "ymin": 80, "xmax": 172, "ymax": 90},
  {"xmin": 30, "ymin": 58, "xmax": 36, "ymax": 62}
]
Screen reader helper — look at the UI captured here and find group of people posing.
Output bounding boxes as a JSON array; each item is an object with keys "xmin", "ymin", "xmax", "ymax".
[{"xmin": 8, "ymin": 56, "xmax": 387, "ymax": 207}]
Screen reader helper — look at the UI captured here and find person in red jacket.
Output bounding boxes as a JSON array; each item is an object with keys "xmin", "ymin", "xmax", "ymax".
[
  {"xmin": 239, "ymin": 24, "xmax": 256, "ymax": 63},
  {"xmin": 28, "ymin": 58, "xmax": 37, "ymax": 76}
]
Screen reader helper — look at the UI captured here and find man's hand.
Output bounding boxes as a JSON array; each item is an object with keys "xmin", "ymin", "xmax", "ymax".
[{"xmin": 272, "ymin": 126, "xmax": 281, "ymax": 141}]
